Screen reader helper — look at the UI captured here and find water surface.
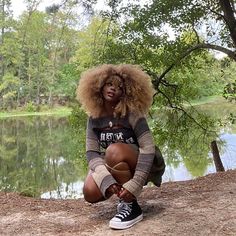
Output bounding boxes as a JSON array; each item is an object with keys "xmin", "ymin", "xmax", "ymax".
[{"xmin": 0, "ymin": 100, "xmax": 235, "ymax": 199}]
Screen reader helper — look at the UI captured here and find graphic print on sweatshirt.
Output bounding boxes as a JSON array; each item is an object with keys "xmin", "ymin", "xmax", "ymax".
[{"xmin": 99, "ymin": 128, "xmax": 137, "ymax": 148}]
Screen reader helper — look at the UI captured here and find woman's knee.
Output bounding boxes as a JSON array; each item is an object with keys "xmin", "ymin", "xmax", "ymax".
[
  {"xmin": 83, "ymin": 176, "xmax": 103, "ymax": 203},
  {"xmin": 105, "ymin": 143, "xmax": 123, "ymax": 160},
  {"xmin": 83, "ymin": 186, "xmax": 95, "ymax": 203},
  {"xmin": 109, "ymin": 161, "xmax": 133, "ymax": 184},
  {"xmin": 105, "ymin": 143, "xmax": 138, "ymax": 169},
  {"xmin": 83, "ymin": 185, "xmax": 103, "ymax": 203}
]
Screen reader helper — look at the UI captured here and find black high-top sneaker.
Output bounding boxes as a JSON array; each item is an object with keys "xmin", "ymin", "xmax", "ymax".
[{"xmin": 109, "ymin": 200, "xmax": 143, "ymax": 229}]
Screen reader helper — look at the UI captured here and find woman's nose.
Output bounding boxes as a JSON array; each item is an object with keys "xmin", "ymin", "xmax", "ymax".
[{"xmin": 110, "ymin": 85, "xmax": 116, "ymax": 91}]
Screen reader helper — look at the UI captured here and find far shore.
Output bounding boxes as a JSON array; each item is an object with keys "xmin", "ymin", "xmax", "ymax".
[
  {"xmin": 0, "ymin": 95, "xmax": 227, "ymax": 118},
  {"xmin": 0, "ymin": 106, "xmax": 72, "ymax": 118}
]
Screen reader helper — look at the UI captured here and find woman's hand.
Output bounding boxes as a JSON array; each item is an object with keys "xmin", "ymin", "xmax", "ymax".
[
  {"xmin": 118, "ymin": 188, "xmax": 135, "ymax": 202},
  {"xmin": 106, "ymin": 184, "xmax": 122, "ymax": 198}
]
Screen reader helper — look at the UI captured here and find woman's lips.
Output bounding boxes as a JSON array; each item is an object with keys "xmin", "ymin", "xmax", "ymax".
[{"xmin": 107, "ymin": 92, "xmax": 114, "ymax": 97}]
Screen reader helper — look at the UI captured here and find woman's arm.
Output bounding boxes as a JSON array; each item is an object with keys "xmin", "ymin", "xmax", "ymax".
[
  {"xmin": 122, "ymin": 114, "xmax": 155, "ymax": 198},
  {"xmin": 86, "ymin": 118, "xmax": 117, "ymax": 197}
]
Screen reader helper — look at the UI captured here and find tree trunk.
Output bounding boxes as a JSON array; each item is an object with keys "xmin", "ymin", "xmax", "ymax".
[
  {"xmin": 219, "ymin": 0, "xmax": 236, "ymax": 48},
  {"xmin": 211, "ymin": 140, "xmax": 225, "ymax": 172}
]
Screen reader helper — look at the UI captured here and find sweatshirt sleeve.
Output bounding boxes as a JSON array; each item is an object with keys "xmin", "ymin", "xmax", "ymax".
[
  {"xmin": 122, "ymin": 114, "xmax": 155, "ymax": 198},
  {"xmin": 86, "ymin": 118, "xmax": 117, "ymax": 197}
]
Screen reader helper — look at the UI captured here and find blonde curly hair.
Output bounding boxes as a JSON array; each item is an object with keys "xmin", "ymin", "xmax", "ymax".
[{"xmin": 76, "ymin": 64, "xmax": 155, "ymax": 118}]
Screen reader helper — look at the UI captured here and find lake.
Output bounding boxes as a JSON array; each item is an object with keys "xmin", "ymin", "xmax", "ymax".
[{"xmin": 0, "ymin": 99, "xmax": 235, "ymax": 199}]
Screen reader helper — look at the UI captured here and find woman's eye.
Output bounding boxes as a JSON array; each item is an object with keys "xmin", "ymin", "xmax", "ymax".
[{"xmin": 106, "ymin": 82, "xmax": 112, "ymax": 86}]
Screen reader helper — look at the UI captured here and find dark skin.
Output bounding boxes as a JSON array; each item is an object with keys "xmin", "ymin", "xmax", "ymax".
[
  {"xmin": 104, "ymin": 143, "xmax": 137, "ymax": 202},
  {"xmin": 101, "ymin": 77, "xmax": 123, "ymax": 115},
  {"xmin": 83, "ymin": 76, "xmax": 137, "ymax": 203},
  {"xmin": 83, "ymin": 144, "xmax": 137, "ymax": 203}
]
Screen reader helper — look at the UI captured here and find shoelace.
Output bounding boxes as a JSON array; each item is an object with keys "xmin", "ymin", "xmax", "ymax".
[
  {"xmin": 117, "ymin": 200, "xmax": 126, "ymax": 212},
  {"xmin": 115, "ymin": 202, "xmax": 132, "ymax": 219}
]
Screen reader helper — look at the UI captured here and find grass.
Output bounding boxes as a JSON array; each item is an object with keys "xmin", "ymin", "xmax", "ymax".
[
  {"xmin": 189, "ymin": 95, "xmax": 224, "ymax": 106},
  {"xmin": 0, "ymin": 106, "xmax": 72, "ymax": 118}
]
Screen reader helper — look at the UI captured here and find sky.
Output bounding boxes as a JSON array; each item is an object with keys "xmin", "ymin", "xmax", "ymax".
[
  {"xmin": 11, "ymin": 0, "xmax": 58, "ymax": 17},
  {"xmin": 11, "ymin": 0, "xmax": 25, "ymax": 17},
  {"xmin": 11, "ymin": 0, "xmax": 106, "ymax": 18}
]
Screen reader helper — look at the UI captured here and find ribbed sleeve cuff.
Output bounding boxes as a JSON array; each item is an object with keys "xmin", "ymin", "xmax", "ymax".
[
  {"xmin": 91, "ymin": 165, "xmax": 117, "ymax": 198},
  {"xmin": 100, "ymin": 175, "xmax": 117, "ymax": 198},
  {"xmin": 89, "ymin": 158, "xmax": 105, "ymax": 171},
  {"xmin": 122, "ymin": 170, "xmax": 149, "ymax": 198},
  {"xmin": 123, "ymin": 179, "xmax": 143, "ymax": 198}
]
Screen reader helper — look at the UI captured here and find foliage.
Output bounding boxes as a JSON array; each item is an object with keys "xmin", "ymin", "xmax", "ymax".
[
  {"xmin": 222, "ymin": 59, "xmax": 236, "ymax": 102},
  {"xmin": 0, "ymin": 32, "xmax": 23, "ymax": 74},
  {"xmin": 68, "ymin": 103, "xmax": 87, "ymax": 168},
  {"xmin": 97, "ymin": 0, "xmax": 236, "ymax": 102},
  {"xmin": 149, "ymin": 105, "xmax": 219, "ymax": 177},
  {"xmin": 0, "ymin": 1, "xmax": 235, "ymax": 182},
  {"xmin": 0, "ymin": 0, "xmax": 235, "ymax": 110},
  {"xmin": 25, "ymin": 101, "xmax": 37, "ymax": 112},
  {"xmin": 0, "ymin": 73, "xmax": 20, "ymax": 110},
  {"xmin": 56, "ymin": 63, "xmax": 80, "ymax": 99},
  {"xmin": 71, "ymin": 16, "xmax": 118, "ymax": 72}
]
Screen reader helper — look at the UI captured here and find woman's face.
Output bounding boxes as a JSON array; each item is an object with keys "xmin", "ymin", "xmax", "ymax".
[{"xmin": 102, "ymin": 76, "xmax": 124, "ymax": 104}]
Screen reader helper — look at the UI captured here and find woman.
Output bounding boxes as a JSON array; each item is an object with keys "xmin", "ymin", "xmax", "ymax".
[{"xmin": 76, "ymin": 64, "xmax": 165, "ymax": 230}]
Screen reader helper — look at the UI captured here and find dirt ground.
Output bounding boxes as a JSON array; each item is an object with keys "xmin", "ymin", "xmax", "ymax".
[{"xmin": 0, "ymin": 169, "xmax": 235, "ymax": 236}]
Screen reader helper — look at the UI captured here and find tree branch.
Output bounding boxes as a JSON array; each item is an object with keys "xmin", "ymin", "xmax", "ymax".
[
  {"xmin": 191, "ymin": 23, "xmax": 200, "ymax": 43},
  {"xmin": 155, "ymin": 88, "xmax": 210, "ymax": 132},
  {"xmin": 152, "ymin": 42, "xmax": 236, "ymax": 89}
]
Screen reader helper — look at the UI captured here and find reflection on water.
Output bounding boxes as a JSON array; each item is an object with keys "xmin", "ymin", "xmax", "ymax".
[
  {"xmin": 41, "ymin": 180, "xmax": 84, "ymax": 199},
  {"xmin": 161, "ymin": 98, "xmax": 236, "ymax": 183},
  {"xmin": 217, "ymin": 133, "xmax": 236, "ymax": 170},
  {"xmin": 0, "ymin": 116, "xmax": 87, "ymax": 199},
  {"xmin": 0, "ymin": 100, "xmax": 235, "ymax": 199},
  {"xmin": 162, "ymin": 133, "xmax": 236, "ymax": 183}
]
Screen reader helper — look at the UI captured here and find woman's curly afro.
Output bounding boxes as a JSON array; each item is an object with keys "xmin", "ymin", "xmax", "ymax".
[{"xmin": 76, "ymin": 64, "xmax": 155, "ymax": 118}]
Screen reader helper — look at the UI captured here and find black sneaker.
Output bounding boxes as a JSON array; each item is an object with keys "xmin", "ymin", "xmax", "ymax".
[{"xmin": 109, "ymin": 200, "xmax": 143, "ymax": 229}]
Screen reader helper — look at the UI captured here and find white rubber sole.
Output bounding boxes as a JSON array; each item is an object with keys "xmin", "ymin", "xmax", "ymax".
[{"xmin": 109, "ymin": 214, "xmax": 143, "ymax": 230}]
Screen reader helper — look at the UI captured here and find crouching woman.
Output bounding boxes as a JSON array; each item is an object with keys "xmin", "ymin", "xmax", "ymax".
[{"xmin": 76, "ymin": 64, "xmax": 165, "ymax": 230}]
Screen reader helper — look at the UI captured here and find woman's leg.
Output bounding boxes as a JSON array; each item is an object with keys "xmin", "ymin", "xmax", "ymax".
[
  {"xmin": 83, "ymin": 143, "xmax": 138, "ymax": 203},
  {"xmin": 83, "ymin": 171, "xmax": 105, "ymax": 203},
  {"xmin": 105, "ymin": 143, "xmax": 138, "ymax": 184}
]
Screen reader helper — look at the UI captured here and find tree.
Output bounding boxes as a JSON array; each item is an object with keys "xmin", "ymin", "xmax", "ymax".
[
  {"xmin": 79, "ymin": 0, "xmax": 236, "ymax": 166},
  {"xmin": 15, "ymin": 2, "xmax": 80, "ymax": 107},
  {"xmin": 56, "ymin": 63, "xmax": 80, "ymax": 100},
  {"xmin": 0, "ymin": 0, "xmax": 14, "ymax": 77},
  {"xmin": 72, "ymin": 16, "xmax": 117, "ymax": 72},
  {"xmin": 16, "ymin": 11, "xmax": 49, "ymax": 104},
  {"xmin": 98, "ymin": 0, "xmax": 236, "ymax": 81},
  {"xmin": 0, "ymin": 73, "xmax": 20, "ymax": 109}
]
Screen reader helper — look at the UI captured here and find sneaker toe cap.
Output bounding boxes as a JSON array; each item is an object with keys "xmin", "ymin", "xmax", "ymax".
[{"xmin": 110, "ymin": 217, "xmax": 122, "ymax": 223}]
